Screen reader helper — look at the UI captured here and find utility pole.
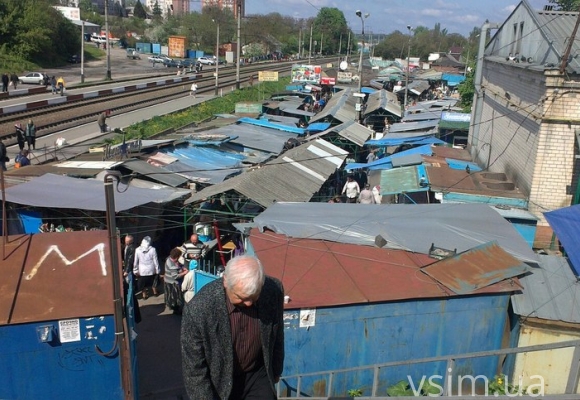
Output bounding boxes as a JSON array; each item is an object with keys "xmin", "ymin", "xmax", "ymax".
[
  {"xmin": 404, "ymin": 26, "xmax": 413, "ymax": 110},
  {"xmin": 105, "ymin": 0, "xmax": 111, "ymax": 80},
  {"xmin": 215, "ymin": 21, "xmax": 220, "ymax": 96},
  {"xmin": 81, "ymin": 20, "xmax": 85, "ymax": 83},
  {"xmin": 235, "ymin": 0, "xmax": 241, "ymax": 89},
  {"xmin": 308, "ymin": 24, "xmax": 313, "ymax": 64},
  {"xmin": 320, "ymin": 33, "xmax": 323, "ymax": 56}
]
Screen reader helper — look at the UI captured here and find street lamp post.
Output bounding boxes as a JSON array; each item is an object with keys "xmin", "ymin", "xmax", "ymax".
[
  {"xmin": 404, "ymin": 25, "xmax": 413, "ymax": 110},
  {"xmin": 356, "ymin": 10, "xmax": 369, "ymax": 123}
]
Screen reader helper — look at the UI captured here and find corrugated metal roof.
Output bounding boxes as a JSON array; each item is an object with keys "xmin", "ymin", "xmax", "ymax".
[
  {"xmin": 408, "ymin": 80, "xmax": 431, "ymax": 95},
  {"xmin": 263, "ymin": 115, "xmax": 301, "ymax": 127},
  {"xmin": 250, "ymin": 229, "xmax": 523, "ymax": 309},
  {"xmin": 422, "ymin": 241, "xmax": 528, "ymax": 295},
  {"xmin": 121, "ymin": 159, "xmax": 189, "ymax": 187},
  {"xmin": 328, "ymin": 120, "xmax": 373, "ymax": 146},
  {"xmin": 306, "ymin": 121, "xmax": 373, "ymax": 146},
  {"xmin": 185, "ymin": 139, "xmax": 348, "ymax": 207},
  {"xmin": 208, "ymin": 123, "xmax": 298, "ymax": 154},
  {"xmin": 389, "ymin": 120, "xmax": 439, "ymax": 133},
  {"xmin": 544, "ymin": 204, "xmax": 580, "ymax": 276},
  {"xmin": 0, "ymin": 230, "xmax": 115, "ymax": 325},
  {"xmin": 402, "ymin": 110, "xmax": 442, "ymax": 122},
  {"xmin": 534, "ymin": 10, "xmax": 580, "ymax": 73},
  {"xmin": 512, "ymin": 255, "xmax": 580, "ymax": 324},
  {"xmin": 407, "ymin": 99, "xmax": 458, "ymax": 112},
  {"xmin": 309, "ymin": 88, "xmax": 357, "ymax": 123},
  {"xmin": 364, "ymin": 89, "xmax": 402, "ymax": 118},
  {"xmin": 366, "ymin": 130, "xmax": 436, "ymax": 146}
]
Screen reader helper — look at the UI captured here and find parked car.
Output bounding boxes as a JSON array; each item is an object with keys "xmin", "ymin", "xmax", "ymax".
[
  {"xmin": 18, "ymin": 72, "xmax": 49, "ymax": 85},
  {"xmin": 67, "ymin": 54, "xmax": 81, "ymax": 64},
  {"xmin": 148, "ymin": 55, "xmax": 169, "ymax": 64},
  {"xmin": 163, "ymin": 58, "xmax": 179, "ymax": 68},
  {"xmin": 126, "ymin": 48, "xmax": 140, "ymax": 59},
  {"xmin": 197, "ymin": 56, "xmax": 216, "ymax": 65}
]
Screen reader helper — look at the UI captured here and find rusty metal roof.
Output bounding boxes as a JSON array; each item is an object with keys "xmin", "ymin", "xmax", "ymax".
[
  {"xmin": 0, "ymin": 230, "xmax": 115, "ymax": 325},
  {"xmin": 421, "ymin": 241, "xmax": 528, "ymax": 295},
  {"xmin": 250, "ymin": 229, "xmax": 523, "ymax": 309}
]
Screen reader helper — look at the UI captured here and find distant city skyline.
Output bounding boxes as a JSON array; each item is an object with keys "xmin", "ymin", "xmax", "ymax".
[{"xmin": 189, "ymin": 0, "xmax": 551, "ymax": 36}]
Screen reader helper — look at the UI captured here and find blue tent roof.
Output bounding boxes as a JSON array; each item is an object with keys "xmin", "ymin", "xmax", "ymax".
[
  {"xmin": 544, "ymin": 204, "xmax": 580, "ymax": 276},
  {"xmin": 361, "ymin": 87, "xmax": 376, "ymax": 94}
]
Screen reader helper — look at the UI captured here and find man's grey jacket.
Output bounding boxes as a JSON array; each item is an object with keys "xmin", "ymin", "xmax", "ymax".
[{"xmin": 181, "ymin": 276, "xmax": 285, "ymax": 399}]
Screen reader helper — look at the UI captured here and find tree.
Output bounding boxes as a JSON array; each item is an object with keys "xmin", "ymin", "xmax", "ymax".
[
  {"xmin": 458, "ymin": 65, "xmax": 475, "ymax": 112},
  {"xmin": 313, "ymin": 8, "xmax": 349, "ymax": 55},
  {"xmin": 548, "ymin": 0, "xmax": 580, "ymax": 10},
  {"xmin": 133, "ymin": 0, "xmax": 147, "ymax": 19},
  {"xmin": 152, "ymin": 1, "xmax": 162, "ymax": 18}
]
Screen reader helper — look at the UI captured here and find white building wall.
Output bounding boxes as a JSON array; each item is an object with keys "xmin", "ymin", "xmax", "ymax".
[{"xmin": 145, "ymin": 0, "xmax": 168, "ymax": 16}]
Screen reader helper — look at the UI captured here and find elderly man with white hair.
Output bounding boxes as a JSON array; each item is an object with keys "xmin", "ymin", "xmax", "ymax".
[{"xmin": 181, "ymin": 254, "xmax": 285, "ymax": 400}]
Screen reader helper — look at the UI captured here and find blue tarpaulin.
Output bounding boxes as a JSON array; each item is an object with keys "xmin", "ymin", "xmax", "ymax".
[
  {"xmin": 346, "ymin": 144, "xmax": 434, "ymax": 171},
  {"xmin": 442, "ymin": 73, "xmax": 466, "ymax": 86},
  {"xmin": 361, "ymin": 87, "xmax": 376, "ymax": 94},
  {"xmin": 446, "ymin": 159, "xmax": 483, "ymax": 172},
  {"xmin": 366, "ymin": 133, "xmax": 436, "ymax": 146},
  {"xmin": 306, "ymin": 122, "xmax": 332, "ymax": 133},
  {"xmin": 238, "ymin": 117, "xmax": 306, "ymax": 135},
  {"xmin": 544, "ymin": 204, "xmax": 580, "ymax": 276}
]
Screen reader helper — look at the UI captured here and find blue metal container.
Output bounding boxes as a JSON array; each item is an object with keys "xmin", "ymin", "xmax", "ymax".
[
  {"xmin": 187, "ymin": 49, "xmax": 197, "ymax": 59},
  {"xmin": 0, "ymin": 316, "xmax": 123, "ymax": 398},
  {"xmin": 136, "ymin": 42, "xmax": 152, "ymax": 54},
  {"xmin": 281, "ymin": 295, "xmax": 510, "ymax": 397},
  {"xmin": 152, "ymin": 43, "xmax": 161, "ymax": 55}
]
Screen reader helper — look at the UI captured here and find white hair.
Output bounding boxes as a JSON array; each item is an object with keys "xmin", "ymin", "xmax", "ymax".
[{"xmin": 224, "ymin": 255, "xmax": 265, "ymax": 297}]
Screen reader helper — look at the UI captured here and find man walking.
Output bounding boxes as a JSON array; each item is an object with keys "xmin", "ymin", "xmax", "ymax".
[
  {"xmin": 97, "ymin": 110, "xmax": 109, "ymax": 133},
  {"xmin": 2, "ymin": 73, "xmax": 9, "ymax": 93},
  {"xmin": 190, "ymin": 82, "xmax": 198, "ymax": 97},
  {"xmin": 10, "ymin": 73, "xmax": 18, "ymax": 90},
  {"xmin": 181, "ymin": 254, "xmax": 285, "ymax": 400}
]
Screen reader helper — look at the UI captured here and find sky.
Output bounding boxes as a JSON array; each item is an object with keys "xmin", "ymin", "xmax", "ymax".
[{"xmin": 190, "ymin": 0, "xmax": 550, "ymax": 37}]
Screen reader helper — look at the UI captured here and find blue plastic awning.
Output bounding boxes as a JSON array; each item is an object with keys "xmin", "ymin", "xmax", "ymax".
[
  {"xmin": 238, "ymin": 117, "xmax": 306, "ymax": 135},
  {"xmin": 346, "ymin": 144, "xmax": 434, "ymax": 171},
  {"xmin": 306, "ymin": 122, "xmax": 332, "ymax": 133},
  {"xmin": 361, "ymin": 87, "xmax": 376, "ymax": 94},
  {"xmin": 446, "ymin": 159, "xmax": 482, "ymax": 172},
  {"xmin": 544, "ymin": 205, "xmax": 580, "ymax": 276}
]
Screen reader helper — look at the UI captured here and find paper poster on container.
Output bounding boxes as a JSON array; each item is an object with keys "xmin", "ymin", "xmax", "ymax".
[
  {"xmin": 59, "ymin": 319, "xmax": 81, "ymax": 343},
  {"xmin": 291, "ymin": 64, "xmax": 322, "ymax": 84},
  {"xmin": 299, "ymin": 308, "xmax": 316, "ymax": 328}
]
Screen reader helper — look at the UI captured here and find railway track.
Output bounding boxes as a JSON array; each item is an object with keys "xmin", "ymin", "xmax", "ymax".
[{"xmin": 0, "ymin": 59, "xmax": 322, "ymax": 147}]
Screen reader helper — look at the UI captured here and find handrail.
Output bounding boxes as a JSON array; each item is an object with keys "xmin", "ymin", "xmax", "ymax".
[{"xmin": 278, "ymin": 339, "xmax": 580, "ymax": 398}]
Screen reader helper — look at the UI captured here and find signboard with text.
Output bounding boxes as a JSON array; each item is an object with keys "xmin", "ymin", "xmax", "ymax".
[
  {"xmin": 320, "ymin": 77, "xmax": 336, "ymax": 85},
  {"xmin": 337, "ymin": 71, "xmax": 353, "ymax": 83},
  {"xmin": 291, "ymin": 64, "xmax": 322, "ymax": 84},
  {"xmin": 258, "ymin": 71, "xmax": 279, "ymax": 82}
]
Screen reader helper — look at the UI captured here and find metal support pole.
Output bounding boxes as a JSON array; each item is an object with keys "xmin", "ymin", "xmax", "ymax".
[
  {"xmin": 356, "ymin": 10, "xmax": 369, "ymax": 123},
  {"xmin": 308, "ymin": 24, "xmax": 313, "ymax": 65},
  {"xmin": 215, "ymin": 22, "xmax": 220, "ymax": 96},
  {"xmin": 235, "ymin": 1, "xmax": 241, "ymax": 89},
  {"xmin": 105, "ymin": 0, "xmax": 111, "ymax": 80},
  {"xmin": 404, "ymin": 26, "xmax": 412, "ymax": 110},
  {"xmin": 1, "ymin": 167, "xmax": 6, "ymax": 259},
  {"xmin": 81, "ymin": 21, "xmax": 85, "ymax": 83}
]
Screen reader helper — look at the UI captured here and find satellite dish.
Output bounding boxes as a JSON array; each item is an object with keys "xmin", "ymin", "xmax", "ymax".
[{"xmin": 339, "ymin": 61, "xmax": 348, "ymax": 71}]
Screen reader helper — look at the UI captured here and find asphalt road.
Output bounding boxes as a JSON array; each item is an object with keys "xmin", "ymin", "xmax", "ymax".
[{"xmin": 41, "ymin": 45, "xmax": 177, "ymax": 87}]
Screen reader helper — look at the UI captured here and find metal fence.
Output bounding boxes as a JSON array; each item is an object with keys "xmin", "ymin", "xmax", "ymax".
[{"xmin": 278, "ymin": 339, "xmax": 580, "ymax": 399}]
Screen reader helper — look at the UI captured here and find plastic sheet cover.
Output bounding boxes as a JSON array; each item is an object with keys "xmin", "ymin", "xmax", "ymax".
[{"xmin": 254, "ymin": 202, "xmax": 539, "ymax": 263}]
